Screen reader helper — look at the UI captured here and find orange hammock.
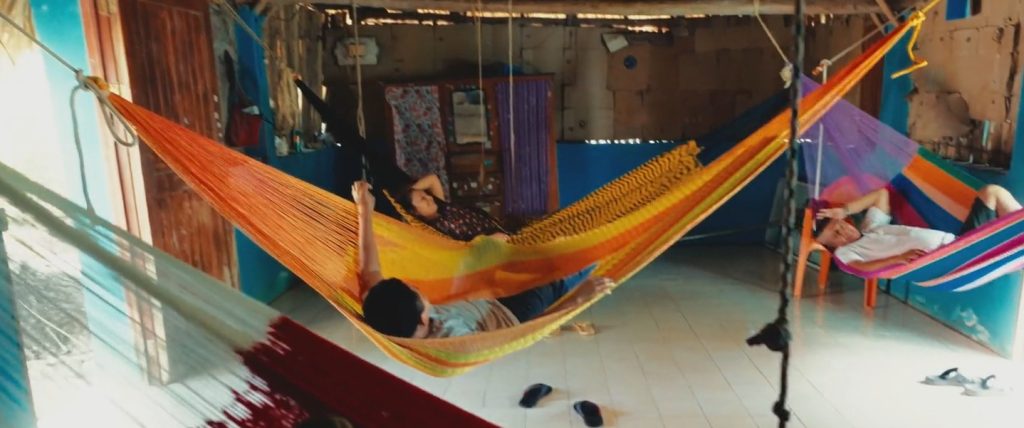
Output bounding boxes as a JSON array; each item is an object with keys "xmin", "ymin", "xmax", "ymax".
[{"xmin": 103, "ymin": 15, "xmax": 922, "ymax": 376}]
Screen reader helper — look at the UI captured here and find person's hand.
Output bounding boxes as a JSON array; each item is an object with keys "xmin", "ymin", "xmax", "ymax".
[
  {"xmin": 816, "ymin": 207, "xmax": 847, "ymax": 220},
  {"xmin": 575, "ymin": 277, "xmax": 615, "ymax": 304},
  {"xmin": 898, "ymin": 249, "xmax": 927, "ymax": 264},
  {"xmin": 352, "ymin": 181, "xmax": 375, "ymax": 213}
]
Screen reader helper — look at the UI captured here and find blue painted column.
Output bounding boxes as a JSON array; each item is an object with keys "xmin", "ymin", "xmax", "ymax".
[
  {"xmin": 29, "ymin": 0, "xmax": 138, "ymax": 381},
  {"xmin": 0, "ymin": 209, "xmax": 36, "ymax": 427}
]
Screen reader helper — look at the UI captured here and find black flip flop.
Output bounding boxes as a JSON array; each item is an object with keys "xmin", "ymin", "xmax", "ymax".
[
  {"xmin": 573, "ymin": 400, "xmax": 603, "ymax": 427},
  {"xmin": 518, "ymin": 383, "xmax": 553, "ymax": 408}
]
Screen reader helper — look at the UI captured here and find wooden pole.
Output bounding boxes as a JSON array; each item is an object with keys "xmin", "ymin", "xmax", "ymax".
[
  {"xmin": 873, "ymin": 0, "xmax": 898, "ymax": 24},
  {"xmin": 297, "ymin": 0, "xmax": 891, "ymax": 16}
]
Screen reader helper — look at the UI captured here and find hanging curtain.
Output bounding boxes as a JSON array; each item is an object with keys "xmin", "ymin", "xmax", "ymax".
[
  {"xmin": 497, "ymin": 79, "xmax": 552, "ymax": 219},
  {"xmin": 384, "ymin": 85, "xmax": 450, "ymax": 196}
]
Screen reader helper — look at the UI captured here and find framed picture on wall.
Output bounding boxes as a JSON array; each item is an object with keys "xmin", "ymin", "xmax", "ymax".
[{"xmin": 451, "ymin": 89, "xmax": 490, "ymax": 148}]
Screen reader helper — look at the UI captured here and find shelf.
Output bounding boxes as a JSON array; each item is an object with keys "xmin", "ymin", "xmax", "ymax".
[{"xmin": 950, "ymin": 160, "xmax": 1010, "ymax": 174}]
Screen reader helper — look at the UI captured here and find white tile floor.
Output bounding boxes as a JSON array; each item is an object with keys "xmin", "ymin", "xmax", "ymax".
[{"xmin": 273, "ymin": 246, "xmax": 1024, "ymax": 428}]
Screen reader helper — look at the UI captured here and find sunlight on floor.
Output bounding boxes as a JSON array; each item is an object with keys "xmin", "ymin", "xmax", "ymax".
[{"xmin": 274, "ymin": 246, "xmax": 1024, "ymax": 428}]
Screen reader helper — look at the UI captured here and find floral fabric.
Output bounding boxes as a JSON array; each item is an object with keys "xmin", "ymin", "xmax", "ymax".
[{"xmin": 385, "ymin": 85, "xmax": 450, "ymax": 197}]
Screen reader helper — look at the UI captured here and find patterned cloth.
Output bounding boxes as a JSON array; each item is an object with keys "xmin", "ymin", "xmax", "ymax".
[
  {"xmin": 385, "ymin": 86, "xmax": 450, "ymax": 198},
  {"xmin": 426, "ymin": 204, "xmax": 505, "ymax": 242}
]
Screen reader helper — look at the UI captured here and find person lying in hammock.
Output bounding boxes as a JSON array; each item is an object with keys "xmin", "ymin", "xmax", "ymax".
[
  {"xmin": 814, "ymin": 184, "xmax": 1023, "ymax": 271},
  {"xmin": 394, "ymin": 173, "xmax": 511, "ymax": 242},
  {"xmin": 353, "ymin": 181, "xmax": 612, "ymax": 338}
]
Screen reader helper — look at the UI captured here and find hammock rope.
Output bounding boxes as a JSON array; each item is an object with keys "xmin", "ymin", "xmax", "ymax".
[
  {"xmin": 812, "ymin": 62, "xmax": 828, "ymax": 200},
  {"xmin": 753, "ymin": 0, "xmax": 789, "ymax": 65},
  {"xmin": 475, "ymin": 0, "xmax": 487, "ymax": 186},
  {"xmin": 212, "ymin": 0, "xmax": 270, "ymax": 54},
  {"xmin": 5, "ymin": 4, "xmax": 928, "ymax": 376},
  {"xmin": 1, "ymin": 9, "xmax": 138, "ymax": 215},
  {"xmin": 507, "ymin": 0, "xmax": 517, "ymax": 213},
  {"xmin": 351, "ymin": 0, "xmax": 369, "ymax": 180},
  {"xmin": 746, "ymin": 0, "xmax": 804, "ymax": 426}
]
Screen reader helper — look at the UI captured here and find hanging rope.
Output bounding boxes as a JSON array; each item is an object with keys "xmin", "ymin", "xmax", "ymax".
[
  {"xmin": 507, "ymin": 0, "xmax": 517, "ymax": 214},
  {"xmin": 812, "ymin": 61, "xmax": 828, "ymax": 200},
  {"xmin": 351, "ymin": 1, "xmax": 368, "ymax": 180},
  {"xmin": 753, "ymin": 0, "xmax": 789, "ymax": 65},
  {"xmin": 212, "ymin": 0, "xmax": 270, "ymax": 54},
  {"xmin": 754, "ymin": 0, "xmax": 792, "ymax": 87},
  {"xmin": 746, "ymin": 0, "xmax": 803, "ymax": 426},
  {"xmin": 475, "ymin": 0, "xmax": 487, "ymax": 187},
  {"xmin": 811, "ymin": 27, "xmax": 880, "ymax": 76},
  {"xmin": 1, "ymin": 10, "xmax": 139, "ymax": 215}
]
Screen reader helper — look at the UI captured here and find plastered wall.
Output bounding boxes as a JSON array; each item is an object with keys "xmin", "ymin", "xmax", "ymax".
[{"xmin": 323, "ymin": 16, "xmax": 872, "ymax": 142}]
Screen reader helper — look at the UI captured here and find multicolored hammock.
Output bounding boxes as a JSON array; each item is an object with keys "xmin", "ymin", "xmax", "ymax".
[
  {"xmin": 99, "ymin": 16, "xmax": 920, "ymax": 376},
  {"xmin": 0, "ymin": 162, "xmax": 493, "ymax": 427},
  {"xmin": 805, "ymin": 79, "xmax": 1024, "ymax": 292}
]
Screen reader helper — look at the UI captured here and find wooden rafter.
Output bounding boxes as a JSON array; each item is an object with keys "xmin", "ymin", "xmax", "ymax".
[
  {"xmin": 292, "ymin": 0, "xmax": 890, "ymax": 16},
  {"xmin": 873, "ymin": 0, "xmax": 898, "ymax": 24}
]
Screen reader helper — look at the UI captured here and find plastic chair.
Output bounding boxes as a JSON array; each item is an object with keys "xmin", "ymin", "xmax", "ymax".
[{"xmin": 793, "ymin": 206, "xmax": 878, "ymax": 308}]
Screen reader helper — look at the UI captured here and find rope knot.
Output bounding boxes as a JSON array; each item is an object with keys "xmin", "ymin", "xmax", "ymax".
[
  {"xmin": 746, "ymin": 319, "xmax": 790, "ymax": 352},
  {"xmin": 772, "ymin": 400, "xmax": 791, "ymax": 422}
]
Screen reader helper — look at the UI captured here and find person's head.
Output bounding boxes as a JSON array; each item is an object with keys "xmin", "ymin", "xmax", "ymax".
[
  {"xmin": 395, "ymin": 185, "xmax": 439, "ymax": 220},
  {"xmin": 813, "ymin": 217, "xmax": 862, "ymax": 250},
  {"xmin": 362, "ymin": 278, "xmax": 432, "ymax": 338}
]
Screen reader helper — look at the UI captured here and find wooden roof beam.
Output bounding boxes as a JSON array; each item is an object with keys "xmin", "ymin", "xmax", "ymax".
[
  {"xmin": 873, "ymin": 0, "xmax": 898, "ymax": 24},
  {"xmin": 297, "ymin": 0, "xmax": 889, "ymax": 16}
]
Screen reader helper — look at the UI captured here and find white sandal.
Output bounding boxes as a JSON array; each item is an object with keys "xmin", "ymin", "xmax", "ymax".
[
  {"xmin": 923, "ymin": 368, "xmax": 980, "ymax": 386},
  {"xmin": 964, "ymin": 375, "xmax": 1014, "ymax": 397}
]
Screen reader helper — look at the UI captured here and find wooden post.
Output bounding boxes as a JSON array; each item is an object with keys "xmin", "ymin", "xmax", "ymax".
[
  {"xmin": 309, "ymin": 0, "xmax": 894, "ymax": 15},
  {"xmin": 873, "ymin": 0, "xmax": 898, "ymax": 24}
]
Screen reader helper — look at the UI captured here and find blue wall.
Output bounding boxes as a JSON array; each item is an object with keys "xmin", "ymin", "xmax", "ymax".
[
  {"xmin": 235, "ymin": 146, "xmax": 338, "ymax": 303},
  {"xmin": 557, "ymin": 142, "xmax": 680, "ymax": 207},
  {"xmin": 877, "ymin": 24, "xmax": 1023, "ymax": 357},
  {"xmin": 557, "ymin": 89, "xmax": 790, "ymax": 245},
  {"xmin": 228, "ymin": 6, "xmax": 340, "ymax": 303}
]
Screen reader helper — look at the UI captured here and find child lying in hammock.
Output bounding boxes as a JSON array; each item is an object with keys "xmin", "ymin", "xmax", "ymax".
[
  {"xmin": 394, "ymin": 173, "xmax": 511, "ymax": 242},
  {"xmin": 814, "ymin": 185, "xmax": 1023, "ymax": 271},
  {"xmin": 353, "ymin": 181, "xmax": 612, "ymax": 338}
]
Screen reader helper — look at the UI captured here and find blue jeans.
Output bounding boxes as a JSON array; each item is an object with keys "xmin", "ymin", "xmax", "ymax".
[{"xmin": 497, "ymin": 264, "xmax": 597, "ymax": 322}]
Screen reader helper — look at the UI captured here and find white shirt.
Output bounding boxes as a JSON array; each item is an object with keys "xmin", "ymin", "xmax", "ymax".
[{"xmin": 833, "ymin": 207, "xmax": 955, "ymax": 265}]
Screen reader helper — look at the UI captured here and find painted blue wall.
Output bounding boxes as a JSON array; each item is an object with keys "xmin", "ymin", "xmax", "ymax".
[
  {"xmin": 877, "ymin": 23, "xmax": 1023, "ymax": 357},
  {"xmin": 557, "ymin": 142, "xmax": 680, "ymax": 207},
  {"xmin": 557, "ymin": 89, "xmax": 790, "ymax": 245},
  {"xmin": 234, "ymin": 146, "xmax": 338, "ymax": 303},
  {"xmin": 229, "ymin": 6, "xmax": 340, "ymax": 303},
  {"xmin": 0, "ymin": 1, "xmax": 133, "ymax": 423}
]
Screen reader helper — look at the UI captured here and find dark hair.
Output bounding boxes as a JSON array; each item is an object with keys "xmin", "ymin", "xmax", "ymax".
[
  {"xmin": 812, "ymin": 217, "xmax": 832, "ymax": 239},
  {"xmin": 362, "ymin": 278, "xmax": 424, "ymax": 337},
  {"xmin": 393, "ymin": 183, "xmax": 418, "ymax": 216},
  {"xmin": 393, "ymin": 184, "xmax": 444, "ymax": 220}
]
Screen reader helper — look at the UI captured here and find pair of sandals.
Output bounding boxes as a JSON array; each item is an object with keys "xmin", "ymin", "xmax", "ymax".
[
  {"xmin": 519, "ymin": 383, "xmax": 603, "ymax": 427},
  {"xmin": 924, "ymin": 368, "xmax": 1014, "ymax": 397}
]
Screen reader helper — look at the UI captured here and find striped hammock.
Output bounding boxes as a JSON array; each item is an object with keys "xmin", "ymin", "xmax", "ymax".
[
  {"xmin": 99, "ymin": 17, "xmax": 921, "ymax": 376},
  {"xmin": 819, "ymin": 147, "xmax": 1024, "ymax": 292},
  {"xmin": 801, "ymin": 61, "xmax": 1024, "ymax": 293},
  {"xmin": 0, "ymin": 162, "xmax": 493, "ymax": 427}
]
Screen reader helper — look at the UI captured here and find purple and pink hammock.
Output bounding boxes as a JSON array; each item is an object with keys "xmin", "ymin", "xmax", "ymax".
[{"xmin": 801, "ymin": 77, "xmax": 1024, "ymax": 292}]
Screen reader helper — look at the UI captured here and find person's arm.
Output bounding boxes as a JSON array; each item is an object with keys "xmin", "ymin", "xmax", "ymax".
[
  {"xmin": 547, "ymin": 277, "xmax": 615, "ymax": 313},
  {"xmin": 412, "ymin": 174, "xmax": 446, "ymax": 201},
  {"xmin": 844, "ymin": 249, "xmax": 925, "ymax": 271},
  {"xmin": 353, "ymin": 181, "xmax": 384, "ymax": 298},
  {"xmin": 817, "ymin": 188, "xmax": 890, "ymax": 220}
]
